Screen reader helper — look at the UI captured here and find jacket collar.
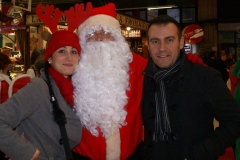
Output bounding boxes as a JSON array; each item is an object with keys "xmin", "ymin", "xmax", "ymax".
[{"xmin": 143, "ymin": 49, "xmax": 186, "ymax": 79}]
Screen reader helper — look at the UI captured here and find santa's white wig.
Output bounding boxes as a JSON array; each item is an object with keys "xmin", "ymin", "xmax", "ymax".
[{"xmin": 72, "ymin": 25, "xmax": 132, "ymax": 138}]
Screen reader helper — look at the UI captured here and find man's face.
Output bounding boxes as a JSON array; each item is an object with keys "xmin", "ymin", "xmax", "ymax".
[
  {"xmin": 148, "ymin": 23, "xmax": 184, "ymax": 69},
  {"xmin": 86, "ymin": 29, "xmax": 115, "ymax": 42}
]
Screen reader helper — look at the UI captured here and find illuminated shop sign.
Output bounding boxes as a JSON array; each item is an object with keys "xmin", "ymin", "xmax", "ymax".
[{"xmin": 26, "ymin": 13, "xmax": 149, "ymax": 30}]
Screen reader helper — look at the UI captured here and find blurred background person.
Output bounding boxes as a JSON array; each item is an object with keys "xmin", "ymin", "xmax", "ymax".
[
  {"xmin": 216, "ymin": 50, "xmax": 229, "ymax": 82},
  {"xmin": 26, "ymin": 48, "xmax": 44, "ymax": 78},
  {"xmin": 226, "ymin": 52, "xmax": 236, "ymax": 66},
  {"xmin": 205, "ymin": 51, "xmax": 218, "ymax": 70},
  {"xmin": 34, "ymin": 57, "xmax": 45, "ymax": 78},
  {"xmin": 0, "ymin": 52, "xmax": 13, "ymax": 103}
]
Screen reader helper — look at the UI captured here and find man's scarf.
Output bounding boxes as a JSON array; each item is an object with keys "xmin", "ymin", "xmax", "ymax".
[{"xmin": 153, "ymin": 58, "xmax": 181, "ymax": 141}]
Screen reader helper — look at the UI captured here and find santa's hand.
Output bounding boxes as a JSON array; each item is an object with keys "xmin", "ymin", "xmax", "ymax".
[{"xmin": 185, "ymin": 53, "xmax": 207, "ymax": 66}]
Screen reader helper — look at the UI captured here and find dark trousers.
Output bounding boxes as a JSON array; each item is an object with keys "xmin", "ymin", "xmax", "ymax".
[{"xmin": 72, "ymin": 141, "xmax": 143, "ymax": 160}]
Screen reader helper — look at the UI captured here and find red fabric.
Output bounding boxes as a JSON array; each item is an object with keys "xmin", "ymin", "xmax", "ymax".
[
  {"xmin": 1, "ymin": 81, "xmax": 9, "ymax": 103},
  {"xmin": 36, "ymin": 4, "xmax": 63, "ymax": 33},
  {"xmin": 218, "ymin": 147, "xmax": 236, "ymax": 160},
  {"xmin": 12, "ymin": 77, "xmax": 31, "ymax": 95},
  {"xmin": 90, "ymin": 3, "xmax": 116, "ymax": 19},
  {"xmin": 72, "ymin": 54, "xmax": 148, "ymax": 159},
  {"xmin": 48, "ymin": 67, "xmax": 74, "ymax": 107},
  {"xmin": 44, "ymin": 30, "xmax": 81, "ymax": 61},
  {"xmin": 229, "ymin": 64, "xmax": 240, "ymax": 95},
  {"xmin": 185, "ymin": 52, "xmax": 207, "ymax": 66}
]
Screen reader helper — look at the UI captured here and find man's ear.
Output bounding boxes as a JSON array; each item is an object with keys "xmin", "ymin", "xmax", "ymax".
[
  {"xmin": 180, "ymin": 36, "xmax": 185, "ymax": 49},
  {"xmin": 147, "ymin": 41, "xmax": 152, "ymax": 57}
]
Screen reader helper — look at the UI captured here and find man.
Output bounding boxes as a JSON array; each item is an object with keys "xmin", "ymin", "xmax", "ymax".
[
  {"xmin": 205, "ymin": 51, "xmax": 218, "ymax": 70},
  {"xmin": 141, "ymin": 15, "xmax": 240, "ymax": 160},
  {"xmin": 217, "ymin": 51, "xmax": 229, "ymax": 82},
  {"xmin": 72, "ymin": 3, "xmax": 147, "ymax": 160}
]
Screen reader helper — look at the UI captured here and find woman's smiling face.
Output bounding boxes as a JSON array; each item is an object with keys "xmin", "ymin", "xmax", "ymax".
[{"xmin": 48, "ymin": 46, "xmax": 80, "ymax": 78}]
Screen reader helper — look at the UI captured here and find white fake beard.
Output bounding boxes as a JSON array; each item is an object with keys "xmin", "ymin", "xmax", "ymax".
[{"xmin": 72, "ymin": 40, "xmax": 132, "ymax": 138}]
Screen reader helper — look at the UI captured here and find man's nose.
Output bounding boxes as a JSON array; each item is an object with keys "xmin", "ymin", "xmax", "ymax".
[
  {"xmin": 96, "ymin": 34, "xmax": 103, "ymax": 41},
  {"xmin": 158, "ymin": 43, "xmax": 166, "ymax": 51}
]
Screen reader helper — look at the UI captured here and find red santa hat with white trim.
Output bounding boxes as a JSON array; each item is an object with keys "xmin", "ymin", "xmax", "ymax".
[{"xmin": 78, "ymin": 3, "xmax": 120, "ymax": 33}]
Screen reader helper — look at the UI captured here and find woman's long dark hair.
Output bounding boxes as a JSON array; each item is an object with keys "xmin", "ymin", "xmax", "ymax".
[{"xmin": 44, "ymin": 62, "xmax": 67, "ymax": 125}]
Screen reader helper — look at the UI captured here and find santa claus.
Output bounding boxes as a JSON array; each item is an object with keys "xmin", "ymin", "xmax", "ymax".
[{"xmin": 71, "ymin": 2, "xmax": 147, "ymax": 160}]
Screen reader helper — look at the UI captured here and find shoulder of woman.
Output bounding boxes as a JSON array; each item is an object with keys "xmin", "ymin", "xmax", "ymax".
[{"xmin": 30, "ymin": 77, "xmax": 48, "ymax": 87}]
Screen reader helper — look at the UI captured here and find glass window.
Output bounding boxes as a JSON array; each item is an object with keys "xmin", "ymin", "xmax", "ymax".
[
  {"xmin": 167, "ymin": 9, "xmax": 180, "ymax": 23},
  {"xmin": 148, "ymin": 10, "xmax": 158, "ymax": 21},
  {"xmin": 219, "ymin": 32, "xmax": 235, "ymax": 43},
  {"xmin": 182, "ymin": 8, "xmax": 195, "ymax": 23},
  {"xmin": 140, "ymin": 10, "xmax": 146, "ymax": 20},
  {"xmin": 124, "ymin": 11, "xmax": 132, "ymax": 16},
  {"xmin": 236, "ymin": 32, "xmax": 240, "ymax": 43}
]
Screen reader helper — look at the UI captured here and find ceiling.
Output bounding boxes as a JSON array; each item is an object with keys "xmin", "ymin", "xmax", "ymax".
[
  {"xmin": 1, "ymin": 0, "xmax": 150, "ymax": 12},
  {"xmin": 2, "ymin": 0, "xmax": 115, "ymax": 11},
  {"xmin": 2, "ymin": 0, "xmax": 85, "ymax": 12}
]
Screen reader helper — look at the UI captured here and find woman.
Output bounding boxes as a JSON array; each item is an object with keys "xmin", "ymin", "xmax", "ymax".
[
  {"xmin": 0, "ymin": 29, "xmax": 82, "ymax": 159},
  {"xmin": 0, "ymin": 52, "xmax": 12, "ymax": 103}
]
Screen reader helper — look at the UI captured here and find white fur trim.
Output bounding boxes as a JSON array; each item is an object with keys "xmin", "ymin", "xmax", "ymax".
[
  {"xmin": 78, "ymin": 15, "xmax": 120, "ymax": 33},
  {"xmin": 8, "ymin": 74, "xmax": 32, "ymax": 98},
  {"xmin": 106, "ymin": 130, "xmax": 120, "ymax": 160}
]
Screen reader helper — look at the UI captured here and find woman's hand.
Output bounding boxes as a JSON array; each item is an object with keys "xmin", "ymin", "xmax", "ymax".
[
  {"xmin": 5, "ymin": 133, "xmax": 40, "ymax": 160},
  {"xmin": 30, "ymin": 149, "xmax": 40, "ymax": 160},
  {"xmin": 22, "ymin": 132, "xmax": 40, "ymax": 160}
]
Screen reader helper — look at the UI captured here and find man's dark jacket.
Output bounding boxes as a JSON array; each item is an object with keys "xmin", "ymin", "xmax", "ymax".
[{"xmin": 141, "ymin": 51, "xmax": 240, "ymax": 160}]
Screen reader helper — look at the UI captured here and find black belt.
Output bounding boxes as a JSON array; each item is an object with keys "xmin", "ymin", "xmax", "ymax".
[{"xmin": 72, "ymin": 141, "xmax": 143, "ymax": 160}]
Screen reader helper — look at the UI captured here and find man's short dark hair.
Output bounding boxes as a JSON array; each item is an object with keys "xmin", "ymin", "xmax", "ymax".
[{"xmin": 147, "ymin": 15, "xmax": 182, "ymax": 40}]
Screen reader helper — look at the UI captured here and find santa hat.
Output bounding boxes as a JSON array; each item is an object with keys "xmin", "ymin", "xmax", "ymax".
[
  {"xmin": 78, "ymin": 3, "xmax": 120, "ymax": 34},
  {"xmin": 44, "ymin": 30, "xmax": 80, "ymax": 61}
]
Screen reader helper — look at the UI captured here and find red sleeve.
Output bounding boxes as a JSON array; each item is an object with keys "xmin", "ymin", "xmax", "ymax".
[
  {"xmin": 1, "ymin": 81, "xmax": 9, "ymax": 103},
  {"xmin": 12, "ymin": 77, "xmax": 31, "ymax": 95}
]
